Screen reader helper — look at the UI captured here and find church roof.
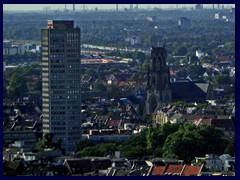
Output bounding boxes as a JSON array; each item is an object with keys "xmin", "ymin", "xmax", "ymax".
[
  {"xmin": 171, "ymin": 82, "xmax": 210, "ymax": 102},
  {"xmin": 195, "ymin": 83, "xmax": 210, "ymax": 93}
]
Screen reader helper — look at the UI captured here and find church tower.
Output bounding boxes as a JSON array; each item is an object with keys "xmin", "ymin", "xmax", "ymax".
[{"xmin": 146, "ymin": 46, "xmax": 172, "ymax": 114}]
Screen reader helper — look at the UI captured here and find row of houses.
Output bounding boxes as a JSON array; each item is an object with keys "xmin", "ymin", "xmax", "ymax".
[
  {"xmin": 3, "ymin": 40, "xmax": 41, "ymax": 55},
  {"xmin": 3, "ymin": 152, "xmax": 235, "ymax": 176},
  {"xmin": 153, "ymin": 104, "xmax": 235, "ymax": 137}
]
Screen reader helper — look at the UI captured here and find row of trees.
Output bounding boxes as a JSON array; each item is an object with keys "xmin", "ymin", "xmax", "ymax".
[{"xmin": 75, "ymin": 123, "xmax": 234, "ymax": 164}]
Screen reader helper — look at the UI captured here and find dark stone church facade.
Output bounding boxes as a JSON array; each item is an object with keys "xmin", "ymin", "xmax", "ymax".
[{"xmin": 146, "ymin": 46, "xmax": 215, "ymax": 115}]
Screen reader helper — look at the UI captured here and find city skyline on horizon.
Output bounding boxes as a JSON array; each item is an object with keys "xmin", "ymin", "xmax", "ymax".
[{"xmin": 3, "ymin": 4, "xmax": 235, "ymax": 12}]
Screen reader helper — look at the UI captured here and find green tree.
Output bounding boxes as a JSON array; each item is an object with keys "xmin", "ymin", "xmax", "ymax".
[
  {"xmin": 132, "ymin": 51, "xmax": 146, "ymax": 62},
  {"xmin": 141, "ymin": 59, "xmax": 150, "ymax": 72},
  {"xmin": 161, "ymin": 124, "xmax": 229, "ymax": 163},
  {"xmin": 106, "ymin": 50, "xmax": 121, "ymax": 57},
  {"xmin": 78, "ymin": 141, "xmax": 120, "ymax": 157},
  {"xmin": 204, "ymin": 76, "xmax": 213, "ymax": 82},
  {"xmin": 75, "ymin": 140, "xmax": 95, "ymax": 152},
  {"xmin": 85, "ymin": 68, "xmax": 96, "ymax": 75},
  {"xmin": 223, "ymin": 41, "xmax": 235, "ymax": 54},
  {"xmin": 94, "ymin": 82, "xmax": 107, "ymax": 92},
  {"xmin": 108, "ymin": 84, "xmax": 119, "ymax": 92},
  {"xmin": 188, "ymin": 65, "xmax": 205, "ymax": 77},
  {"xmin": 146, "ymin": 123, "xmax": 180, "ymax": 157},
  {"xmin": 162, "ymin": 126, "xmax": 204, "ymax": 163},
  {"xmin": 224, "ymin": 137, "xmax": 235, "ymax": 156},
  {"xmin": 213, "ymin": 74, "xmax": 232, "ymax": 86},
  {"xmin": 196, "ymin": 125, "xmax": 228, "ymax": 155},
  {"xmin": 119, "ymin": 131, "xmax": 149, "ymax": 158},
  {"xmin": 8, "ymin": 71, "xmax": 28, "ymax": 97},
  {"xmin": 6, "ymin": 64, "xmax": 41, "ymax": 97},
  {"xmin": 167, "ymin": 56, "xmax": 176, "ymax": 65},
  {"xmin": 175, "ymin": 46, "xmax": 188, "ymax": 56},
  {"xmin": 108, "ymin": 68, "xmax": 120, "ymax": 74},
  {"xmin": 121, "ymin": 51, "xmax": 133, "ymax": 58},
  {"xmin": 130, "ymin": 73, "xmax": 139, "ymax": 81},
  {"xmin": 122, "ymin": 145, "xmax": 147, "ymax": 159},
  {"xmin": 36, "ymin": 132, "xmax": 64, "ymax": 154},
  {"xmin": 79, "ymin": 146, "xmax": 100, "ymax": 156},
  {"xmin": 142, "ymin": 110, "xmax": 152, "ymax": 124},
  {"xmin": 201, "ymin": 55, "xmax": 215, "ymax": 64}
]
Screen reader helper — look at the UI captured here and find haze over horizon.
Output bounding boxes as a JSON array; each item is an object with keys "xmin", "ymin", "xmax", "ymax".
[{"xmin": 3, "ymin": 4, "xmax": 235, "ymax": 12}]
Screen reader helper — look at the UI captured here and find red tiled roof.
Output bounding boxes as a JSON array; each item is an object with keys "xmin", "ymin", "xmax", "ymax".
[
  {"xmin": 215, "ymin": 55, "xmax": 233, "ymax": 61},
  {"xmin": 107, "ymin": 120, "xmax": 121, "ymax": 127},
  {"xmin": 196, "ymin": 117, "xmax": 234, "ymax": 130},
  {"xmin": 152, "ymin": 165, "xmax": 168, "ymax": 176},
  {"xmin": 181, "ymin": 115, "xmax": 202, "ymax": 121},
  {"xmin": 170, "ymin": 70, "xmax": 179, "ymax": 76},
  {"xmin": 118, "ymin": 81, "xmax": 130, "ymax": 87},
  {"xmin": 181, "ymin": 165, "xmax": 203, "ymax": 176},
  {"xmin": 165, "ymin": 164, "xmax": 184, "ymax": 175},
  {"xmin": 65, "ymin": 159, "xmax": 94, "ymax": 174},
  {"xmin": 195, "ymin": 118, "xmax": 212, "ymax": 126}
]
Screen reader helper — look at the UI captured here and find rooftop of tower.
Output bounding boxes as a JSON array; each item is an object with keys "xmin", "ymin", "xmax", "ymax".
[{"xmin": 47, "ymin": 20, "xmax": 74, "ymax": 29}]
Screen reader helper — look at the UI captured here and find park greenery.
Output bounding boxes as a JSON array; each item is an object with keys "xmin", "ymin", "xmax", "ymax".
[
  {"xmin": 4, "ymin": 64, "xmax": 41, "ymax": 98},
  {"xmin": 74, "ymin": 123, "xmax": 234, "ymax": 163}
]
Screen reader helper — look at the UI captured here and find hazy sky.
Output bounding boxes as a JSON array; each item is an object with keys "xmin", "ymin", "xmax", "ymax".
[{"xmin": 3, "ymin": 4, "xmax": 235, "ymax": 11}]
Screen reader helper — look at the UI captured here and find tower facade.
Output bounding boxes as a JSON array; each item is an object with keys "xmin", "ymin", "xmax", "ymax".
[
  {"xmin": 146, "ymin": 46, "xmax": 172, "ymax": 114},
  {"xmin": 41, "ymin": 20, "xmax": 81, "ymax": 152}
]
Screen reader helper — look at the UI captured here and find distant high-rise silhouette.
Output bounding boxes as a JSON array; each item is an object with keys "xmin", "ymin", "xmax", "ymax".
[{"xmin": 73, "ymin": 4, "xmax": 75, "ymax": 12}]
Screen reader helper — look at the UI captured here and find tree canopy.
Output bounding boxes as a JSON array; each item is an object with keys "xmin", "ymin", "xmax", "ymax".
[
  {"xmin": 36, "ymin": 132, "xmax": 65, "ymax": 154},
  {"xmin": 213, "ymin": 74, "xmax": 232, "ymax": 86},
  {"xmin": 75, "ymin": 123, "xmax": 232, "ymax": 163}
]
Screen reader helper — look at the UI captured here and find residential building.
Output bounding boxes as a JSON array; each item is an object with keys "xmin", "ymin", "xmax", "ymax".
[
  {"xmin": 195, "ymin": 154, "xmax": 223, "ymax": 172},
  {"xmin": 195, "ymin": 116, "xmax": 235, "ymax": 137},
  {"xmin": 3, "ymin": 40, "xmax": 24, "ymax": 55},
  {"xmin": 178, "ymin": 17, "xmax": 190, "ymax": 29},
  {"xmin": 41, "ymin": 20, "xmax": 81, "ymax": 152},
  {"xmin": 146, "ymin": 16, "xmax": 157, "ymax": 22},
  {"xmin": 219, "ymin": 154, "xmax": 235, "ymax": 172},
  {"xmin": 125, "ymin": 36, "xmax": 142, "ymax": 45},
  {"xmin": 196, "ymin": 50, "xmax": 205, "ymax": 59}
]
